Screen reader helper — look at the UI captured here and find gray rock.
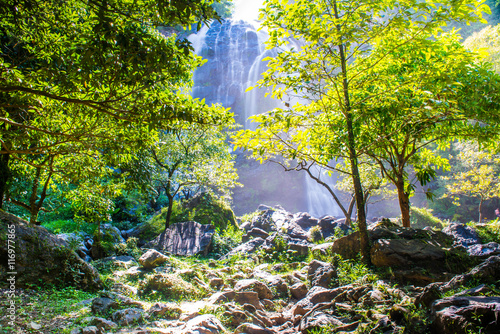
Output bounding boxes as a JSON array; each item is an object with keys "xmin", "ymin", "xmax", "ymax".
[
  {"xmin": 97, "ymin": 224, "xmax": 125, "ymax": 244},
  {"xmin": 234, "ymin": 291, "xmax": 263, "ymax": 310},
  {"xmin": 467, "ymin": 242, "xmax": 500, "ymax": 257},
  {"xmin": 81, "ymin": 326, "xmax": 100, "ymax": 334},
  {"xmin": 147, "ymin": 302, "xmax": 182, "ymax": 319},
  {"xmin": 209, "ymin": 277, "xmax": 224, "ymax": 289},
  {"xmin": 0, "ymin": 211, "xmax": 102, "ymax": 291},
  {"xmin": 143, "ymin": 221, "xmax": 215, "ymax": 256},
  {"xmin": 111, "ymin": 308, "xmax": 144, "ymax": 326},
  {"xmin": 220, "ymin": 237, "xmax": 265, "ymax": 260},
  {"xmin": 242, "ymin": 228, "xmax": 270, "ymax": 242},
  {"xmin": 442, "ymin": 223, "xmax": 481, "ymax": 247},
  {"xmin": 138, "ymin": 249, "xmax": 168, "ymax": 269},
  {"xmin": 91, "ymin": 298, "xmax": 118, "ymax": 315},
  {"xmin": 89, "ymin": 318, "xmax": 117, "ymax": 331},
  {"xmin": 431, "ymin": 296, "xmax": 500, "ymax": 334},
  {"xmin": 300, "ymin": 311, "xmax": 346, "ymax": 333},
  {"xmin": 291, "ymin": 212, "xmax": 318, "ymax": 229}
]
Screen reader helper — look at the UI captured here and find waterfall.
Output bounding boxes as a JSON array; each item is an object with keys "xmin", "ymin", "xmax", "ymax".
[{"xmin": 188, "ymin": 10, "xmax": 343, "ymax": 217}]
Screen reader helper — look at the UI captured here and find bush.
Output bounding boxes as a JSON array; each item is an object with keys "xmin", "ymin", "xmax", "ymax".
[
  {"xmin": 138, "ymin": 273, "xmax": 203, "ymax": 301},
  {"xmin": 43, "ymin": 219, "xmax": 95, "ymax": 235},
  {"xmin": 308, "ymin": 225, "xmax": 324, "ymax": 243},
  {"xmin": 470, "ymin": 220, "xmax": 500, "ymax": 244},
  {"xmin": 209, "ymin": 224, "xmax": 243, "ymax": 258},
  {"xmin": 410, "ymin": 207, "xmax": 444, "ymax": 229}
]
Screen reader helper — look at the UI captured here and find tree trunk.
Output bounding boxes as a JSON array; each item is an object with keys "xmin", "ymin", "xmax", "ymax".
[
  {"xmin": 478, "ymin": 198, "xmax": 484, "ymax": 223},
  {"xmin": 165, "ymin": 193, "xmax": 174, "ymax": 231},
  {"xmin": 396, "ymin": 177, "xmax": 411, "ymax": 227},
  {"xmin": 0, "ymin": 153, "xmax": 10, "ymax": 209}
]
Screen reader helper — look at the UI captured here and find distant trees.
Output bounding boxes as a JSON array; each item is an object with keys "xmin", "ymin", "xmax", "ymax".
[
  {"xmin": 233, "ymin": 0, "xmax": 499, "ymax": 261},
  {"xmin": 464, "ymin": 24, "xmax": 500, "ymax": 73},
  {"xmin": 149, "ymin": 124, "xmax": 240, "ymax": 230},
  {"xmin": 442, "ymin": 142, "xmax": 500, "ymax": 223}
]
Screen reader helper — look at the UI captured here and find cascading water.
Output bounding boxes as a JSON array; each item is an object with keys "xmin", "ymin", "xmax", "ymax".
[{"xmin": 188, "ymin": 3, "xmax": 344, "ymax": 217}]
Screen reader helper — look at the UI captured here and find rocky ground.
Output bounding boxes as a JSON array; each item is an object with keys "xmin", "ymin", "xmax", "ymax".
[{"xmin": 1, "ymin": 207, "xmax": 500, "ymax": 333}]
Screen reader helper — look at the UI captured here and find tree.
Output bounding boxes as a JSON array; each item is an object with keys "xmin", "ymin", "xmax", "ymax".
[
  {"xmin": 150, "ymin": 123, "xmax": 240, "ymax": 231},
  {"xmin": 0, "ymin": 0, "xmax": 232, "ymax": 209},
  {"xmin": 442, "ymin": 142, "xmax": 500, "ymax": 223},
  {"xmin": 233, "ymin": 0, "xmax": 491, "ymax": 260}
]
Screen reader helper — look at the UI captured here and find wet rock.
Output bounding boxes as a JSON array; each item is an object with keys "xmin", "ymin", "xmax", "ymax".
[
  {"xmin": 143, "ymin": 221, "xmax": 215, "ymax": 256},
  {"xmin": 442, "ymin": 223, "xmax": 481, "ymax": 247},
  {"xmin": 234, "ymin": 279, "xmax": 273, "ymax": 300},
  {"xmin": 0, "ymin": 211, "xmax": 102, "ymax": 291},
  {"xmin": 431, "ymin": 296, "xmax": 500, "ymax": 334},
  {"xmin": 290, "ymin": 282, "xmax": 308, "ymax": 300},
  {"xmin": 182, "ymin": 314, "xmax": 227, "ymax": 334},
  {"xmin": 111, "ymin": 308, "xmax": 144, "ymax": 326},
  {"xmin": 138, "ymin": 249, "xmax": 168, "ymax": 269},
  {"xmin": 91, "ymin": 298, "xmax": 118, "ymax": 315}
]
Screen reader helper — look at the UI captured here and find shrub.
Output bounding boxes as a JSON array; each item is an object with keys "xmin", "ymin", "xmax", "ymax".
[
  {"xmin": 138, "ymin": 273, "xmax": 203, "ymax": 301},
  {"xmin": 308, "ymin": 225, "xmax": 324, "ymax": 243},
  {"xmin": 469, "ymin": 220, "xmax": 500, "ymax": 244},
  {"xmin": 209, "ymin": 224, "xmax": 243, "ymax": 258}
]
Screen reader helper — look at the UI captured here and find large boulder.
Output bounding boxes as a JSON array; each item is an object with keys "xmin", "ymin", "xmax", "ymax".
[
  {"xmin": 442, "ymin": 223, "xmax": 481, "ymax": 248},
  {"xmin": 431, "ymin": 296, "xmax": 500, "ymax": 334},
  {"xmin": 138, "ymin": 249, "xmax": 168, "ymax": 269},
  {"xmin": 0, "ymin": 211, "xmax": 102, "ymax": 291},
  {"xmin": 143, "ymin": 221, "xmax": 214, "ymax": 256}
]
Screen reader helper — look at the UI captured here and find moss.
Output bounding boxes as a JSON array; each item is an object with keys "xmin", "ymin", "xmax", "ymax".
[{"xmin": 410, "ymin": 207, "xmax": 445, "ymax": 229}]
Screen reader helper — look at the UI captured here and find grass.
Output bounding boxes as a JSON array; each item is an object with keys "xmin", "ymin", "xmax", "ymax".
[{"xmin": 0, "ymin": 287, "xmax": 98, "ymax": 334}]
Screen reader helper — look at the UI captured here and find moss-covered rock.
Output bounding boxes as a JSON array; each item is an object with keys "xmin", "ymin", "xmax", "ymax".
[{"xmin": 0, "ymin": 210, "xmax": 102, "ymax": 291}]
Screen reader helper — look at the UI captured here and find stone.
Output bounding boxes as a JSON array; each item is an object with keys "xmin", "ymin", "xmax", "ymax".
[
  {"xmin": 431, "ymin": 296, "xmax": 500, "ymax": 334},
  {"xmin": 234, "ymin": 291, "xmax": 263, "ymax": 310},
  {"xmin": 300, "ymin": 312, "xmax": 346, "ymax": 333},
  {"xmin": 442, "ymin": 223, "xmax": 481, "ymax": 247},
  {"xmin": 242, "ymin": 228, "xmax": 269, "ymax": 242},
  {"xmin": 0, "ymin": 211, "xmax": 102, "ymax": 291},
  {"xmin": 111, "ymin": 308, "xmax": 144, "ymax": 326},
  {"xmin": 311, "ymin": 243, "xmax": 334, "ymax": 258},
  {"xmin": 209, "ymin": 277, "xmax": 224, "ymax": 289},
  {"xmin": 234, "ymin": 279, "xmax": 273, "ymax": 300},
  {"xmin": 208, "ymin": 291, "xmax": 236, "ymax": 304},
  {"xmin": 330, "ymin": 231, "xmax": 361, "ymax": 260},
  {"xmin": 147, "ymin": 302, "xmax": 182, "ymax": 319},
  {"xmin": 288, "ymin": 238, "xmax": 312, "ymax": 255},
  {"xmin": 220, "ymin": 237, "xmax": 265, "ymax": 260},
  {"xmin": 182, "ymin": 314, "xmax": 227, "ymax": 334},
  {"xmin": 308, "ymin": 260, "xmax": 336, "ymax": 288},
  {"xmin": 89, "ymin": 318, "xmax": 117, "ymax": 330},
  {"xmin": 467, "ymin": 242, "xmax": 500, "ymax": 257},
  {"xmin": 319, "ymin": 217, "xmax": 350, "ymax": 238},
  {"xmin": 291, "ymin": 212, "xmax": 319, "ymax": 230},
  {"xmin": 138, "ymin": 249, "xmax": 168, "ymax": 269},
  {"xmin": 81, "ymin": 326, "xmax": 100, "ymax": 334},
  {"xmin": 286, "ymin": 222, "xmax": 309, "ymax": 240},
  {"xmin": 91, "ymin": 298, "xmax": 119, "ymax": 315},
  {"xmin": 234, "ymin": 323, "xmax": 276, "ymax": 334},
  {"xmin": 290, "ymin": 282, "xmax": 308, "ymax": 300},
  {"xmin": 143, "ymin": 221, "xmax": 215, "ymax": 256}
]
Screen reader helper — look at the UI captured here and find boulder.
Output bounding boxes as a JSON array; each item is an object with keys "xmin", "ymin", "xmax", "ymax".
[
  {"xmin": 467, "ymin": 242, "xmax": 500, "ymax": 258},
  {"xmin": 147, "ymin": 302, "xmax": 182, "ymax": 319},
  {"xmin": 143, "ymin": 221, "xmax": 215, "ymax": 256},
  {"xmin": 442, "ymin": 223, "xmax": 481, "ymax": 247},
  {"xmin": 138, "ymin": 249, "xmax": 168, "ymax": 269},
  {"xmin": 291, "ymin": 212, "xmax": 318, "ymax": 230},
  {"xmin": 235, "ymin": 279, "xmax": 273, "ymax": 300},
  {"xmin": 91, "ymin": 298, "xmax": 119, "ymax": 315},
  {"xmin": 242, "ymin": 228, "xmax": 270, "ymax": 242},
  {"xmin": 290, "ymin": 283, "xmax": 308, "ymax": 300},
  {"xmin": 111, "ymin": 308, "xmax": 144, "ymax": 326},
  {"xmin": 234, "ymin": 323, "xmax": 276, "ymax": 334},
  {"xmin": 431, "ymin": 296, "xmax": 500, "ymax": 334},
  {"xmin": 330, "ymin": 231, "xmax": 361, "ymax": 260},
  {"xmin": 0, "ymin": 211, "xmax": 102, "ymax": 291},
  {"xmin": 318, "ymin": 217, "xmax": 350, "ymax": 238},
  {"xmin": 88, "ymin": 318, "xmax": 117, "ymax": 331},
  {"xmin": 220, "ymin": 237, "xmax": 265, "ymax": 260},
  {"xmin": 308, "ymin": 260, "xmax": 336, "ymax": 288},
  {"xmin": 299, "ymin": 311, "xmax": 346, "ymax": 333}
]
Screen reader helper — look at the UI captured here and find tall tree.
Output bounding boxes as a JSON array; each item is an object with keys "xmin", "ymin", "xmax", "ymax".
[
  {"xmin": 233, "ymin": 0, "xmax": 491, "ymax": 260},
  {"xmin": 0, "ymin": 0, "xmax": 232, "ymax": 209}
]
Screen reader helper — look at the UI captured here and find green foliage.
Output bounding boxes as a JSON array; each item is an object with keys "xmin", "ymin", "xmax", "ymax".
[
  {"xmin": 332, "ymin": 254, "xmax": 378, "ymax": 286},
  {"xmin": 308, "ymin": 225, "xmax": 324, "ymax": 243},
  {"xmin": 209, "ymin": 224, "xmax": 244, "ymax": 258},
  {"xmin": 256, "ymin": 234, "xmax": 306, "ymax": 263},
  {"xmin": 410, "ymin": 207, "xmax": 445, "ymax": 229},
  {"xmin": 138, "ymin": 273, "xmax": 203, "ymax": 301},
  {"xmin": 43, "ymin": 219, "xmax": 95, "ymax": 235},
  {"xmin": 114, "ymin": 237, "xmax": 142, "ymax": 259},
  {"xmin": 469, "ymin": 220, "xmax": 500, "ymax": 243}
]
